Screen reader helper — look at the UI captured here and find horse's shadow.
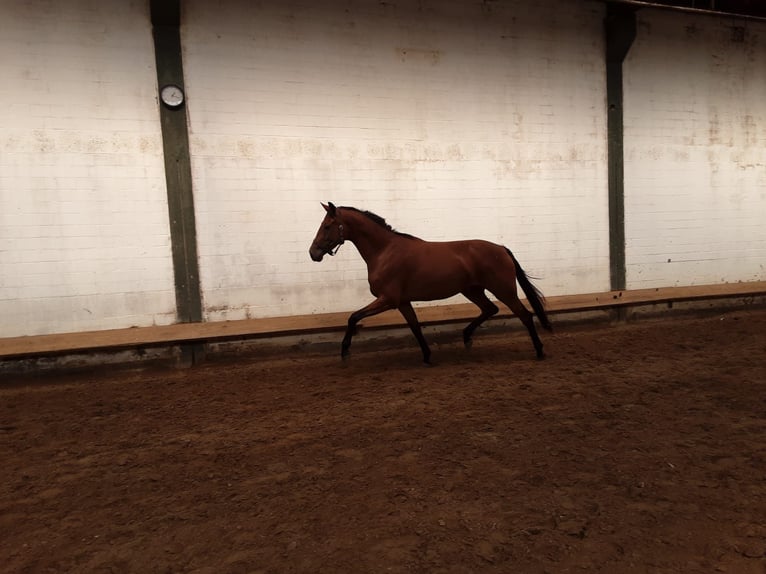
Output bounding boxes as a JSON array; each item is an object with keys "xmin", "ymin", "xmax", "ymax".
[{"xmin": 331, "ymin": 322, "xmax": 543, "ymax": 372}]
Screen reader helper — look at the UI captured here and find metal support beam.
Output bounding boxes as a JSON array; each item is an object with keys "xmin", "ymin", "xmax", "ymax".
[
  {"xmin": 605, "ymin": 4, "xmax": 637, "ymax": 291},
  {"xmin": 151, "ymin": 0, "xmax": 205, "ymax": 364}
]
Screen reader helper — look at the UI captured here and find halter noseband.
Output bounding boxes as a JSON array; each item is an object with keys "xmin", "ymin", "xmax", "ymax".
[{"xmin": 327, "ymin": 223, "xmax": 344, "ymax": 256}]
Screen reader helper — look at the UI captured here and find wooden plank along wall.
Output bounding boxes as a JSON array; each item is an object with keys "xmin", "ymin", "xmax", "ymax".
[{"xmin": 2, "ymin": 282, "xmax": 765, "ymax": 359}]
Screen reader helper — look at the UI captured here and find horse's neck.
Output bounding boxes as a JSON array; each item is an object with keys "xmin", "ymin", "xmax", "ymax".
[{"xmin": 344, "ymin": 212, "xmax": 395, "ymax": 266}]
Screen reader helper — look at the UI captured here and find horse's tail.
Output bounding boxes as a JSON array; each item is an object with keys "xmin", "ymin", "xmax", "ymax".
[{"xmin": 505, "ymin": 248, "xmax": 553, "ymax": 332}]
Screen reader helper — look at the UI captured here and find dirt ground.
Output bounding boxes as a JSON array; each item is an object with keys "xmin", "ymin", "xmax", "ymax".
[{"xmin": 1, "ymin": 308, "xmax": 765, "ymax": 574}]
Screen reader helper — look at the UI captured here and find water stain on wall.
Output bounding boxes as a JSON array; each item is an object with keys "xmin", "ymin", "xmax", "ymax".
[{"xmin": 397, "ymin": 47, "xmax": 442, "ymax": 65}]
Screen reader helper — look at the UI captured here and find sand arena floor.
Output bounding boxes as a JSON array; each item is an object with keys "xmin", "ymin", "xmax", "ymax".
[{"xmin": 2, "ymin": 308, "xmax": 765, "ymax": 573}]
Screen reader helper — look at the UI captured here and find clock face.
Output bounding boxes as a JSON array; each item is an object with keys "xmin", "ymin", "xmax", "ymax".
[{"xmin": 160, "ymin": 84, "xmax": 184, "ymax": 108}]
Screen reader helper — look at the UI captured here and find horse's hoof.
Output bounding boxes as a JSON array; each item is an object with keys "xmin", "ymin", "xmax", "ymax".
[{"xmin": 464, "ymin": 338, "xmax": 473, "ymax": 349}]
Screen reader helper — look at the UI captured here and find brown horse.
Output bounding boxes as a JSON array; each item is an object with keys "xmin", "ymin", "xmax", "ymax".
[{"xmin": 309, "ymin": 202, "xmax": 552, "ymax": 363}]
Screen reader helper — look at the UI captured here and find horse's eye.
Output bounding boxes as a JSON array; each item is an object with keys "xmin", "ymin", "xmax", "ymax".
[{"xmin": 323, "ymin": 225, "xmax": 330, "ymax": 231}]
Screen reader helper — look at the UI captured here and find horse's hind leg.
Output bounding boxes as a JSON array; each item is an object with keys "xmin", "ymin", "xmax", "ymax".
[
  {"xmin": 492, "ymin": 290, "xmax": 545, "ymax": 359},
  {"xmin": 461, "ymin": 287, "xmax": 499, "ymax": 348}
]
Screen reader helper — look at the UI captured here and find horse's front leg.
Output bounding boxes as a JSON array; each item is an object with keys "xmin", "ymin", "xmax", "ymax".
[
  {"xmin": 341, "ymin": 297, "xmax": 394, "ymax": 360},
  {"xmin": 398, "ymin": 302, "xmax": 431, "ymax": 365}
]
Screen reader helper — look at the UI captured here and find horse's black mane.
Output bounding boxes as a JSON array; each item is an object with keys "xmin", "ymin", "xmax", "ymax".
[{"xmin": 340, "ymin": 206, "xmax": 418, "ymax": 239}]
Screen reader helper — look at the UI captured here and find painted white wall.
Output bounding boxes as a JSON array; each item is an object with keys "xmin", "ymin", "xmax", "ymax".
[
  {"xmin": 0, "ymin": 0, "xmax": 176, "ymax": 337},
  {"xmin": 3, "ymin": 0, "xmax": 762, "ymax": 341},
  {"xmin": 624, "ymin": 11, "xmax": 766, "ymax": 288},
  {"xmin": 183, "ymin": 0, "xmax": 609, "ymax": 321}
]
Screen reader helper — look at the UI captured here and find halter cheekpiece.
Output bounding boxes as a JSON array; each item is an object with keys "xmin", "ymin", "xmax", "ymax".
[{"xmin": 327, "ymin": 223, "xmax": 344, "ymax": 256}]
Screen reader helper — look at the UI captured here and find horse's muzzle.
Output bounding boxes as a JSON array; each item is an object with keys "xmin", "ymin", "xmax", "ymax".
[{"xmin": 309, "ymin": 246, "xmax": 325, "ymax": 262}]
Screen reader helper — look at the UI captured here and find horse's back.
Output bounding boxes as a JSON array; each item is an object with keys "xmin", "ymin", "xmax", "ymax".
[
  {"xmin": 426, "ymin": 238, "xmax": 507, "ymax": 264},
  {"xmin": 383, "ymin": 238, "xmax": 510, "ymax": 301},
  {"xmin": 433, "ymin": 238, "xmax": 520, "ymax": 288}
]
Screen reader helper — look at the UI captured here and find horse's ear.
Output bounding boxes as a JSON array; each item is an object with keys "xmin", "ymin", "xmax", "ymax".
[{"xmin": 323, "ymin": 202, "xmax": 337, "ymax": 216}]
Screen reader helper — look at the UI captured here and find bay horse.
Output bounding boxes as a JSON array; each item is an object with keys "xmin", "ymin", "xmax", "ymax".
[{"xmin": 309, "ymin": 202, "xmax": 552, "ymax": 364}]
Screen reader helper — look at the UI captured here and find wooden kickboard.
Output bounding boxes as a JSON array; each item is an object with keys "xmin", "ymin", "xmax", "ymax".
[{"xmin": 1, "ymin": 282, "xmax": 765, "ymax": 359}]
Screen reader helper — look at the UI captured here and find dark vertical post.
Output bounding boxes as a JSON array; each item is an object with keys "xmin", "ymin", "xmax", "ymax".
[
  {"xmin": 151, "ymin": 0, "xmax": 205, "ymax": 364},
  {"xmin": 605, "ymin": 4, "xmax": 636, "ymax": 292}
]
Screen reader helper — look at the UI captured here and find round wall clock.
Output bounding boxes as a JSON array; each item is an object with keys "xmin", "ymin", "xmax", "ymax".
[{"xmin": 160, "ymin": 84, "xmax": 185, "ymax": 109}]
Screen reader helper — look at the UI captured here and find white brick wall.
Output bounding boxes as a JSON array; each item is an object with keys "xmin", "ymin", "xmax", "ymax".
[
  {"xmin": 0, "ymin": 0, "xmax": 176, "ymax": 337},
  {"xmin": 624, "ymin": 11, "xmax": 766, "ymax": 288},
  {"xmin": 183, "ymin": 0, "xmax": 609, "ymax": 321},
  {"xmin": 4, "ymin": 0, "xmax": 761, "ymax": 341}
]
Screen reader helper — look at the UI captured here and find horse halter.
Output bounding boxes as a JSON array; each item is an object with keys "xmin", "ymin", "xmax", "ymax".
[{"xmin": 327, "ymin": 223, "xmax": 344, "ymax": 256}]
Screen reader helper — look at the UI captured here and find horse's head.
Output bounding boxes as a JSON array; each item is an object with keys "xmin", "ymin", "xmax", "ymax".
[{"xmin": 309, "ymin": 202, "xmax": 345, "ymax": 262}]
